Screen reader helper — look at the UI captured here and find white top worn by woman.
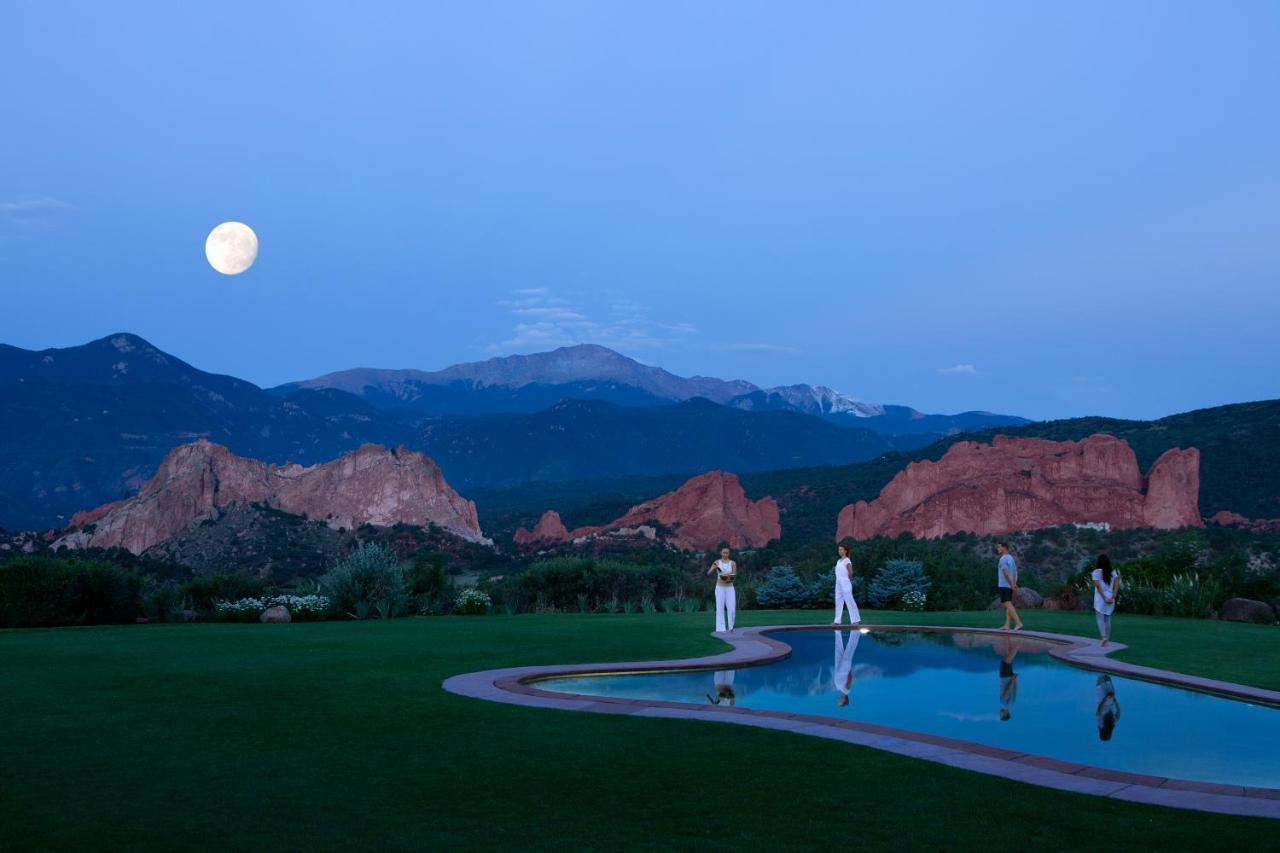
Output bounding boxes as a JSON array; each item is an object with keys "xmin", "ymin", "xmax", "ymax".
[
  {"xmin": 716, "ymin": 559, "xmax": 734, "ymax": 580},
  {"xmin": 1091, "ymin": 568, "xmax": 1120, "ymax": 615},
  {"xmin": 834, "ymin": 557, "xmax": 853, "ymax": 588}
]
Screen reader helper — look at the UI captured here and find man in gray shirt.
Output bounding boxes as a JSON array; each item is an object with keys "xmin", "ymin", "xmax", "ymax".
[{"xmin": 996, "ymin": 542, "xmax": 1024, "ymax": 631}]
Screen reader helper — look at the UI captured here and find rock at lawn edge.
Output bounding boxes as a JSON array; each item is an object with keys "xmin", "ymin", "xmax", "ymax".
[{"xmin": 260, "ymin": 605, "xmax": 292, "ymax": 624}]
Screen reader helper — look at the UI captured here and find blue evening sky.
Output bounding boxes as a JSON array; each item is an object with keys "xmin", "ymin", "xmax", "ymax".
[{"xmin": 2, "ymin": 1, "xmax": 1277, "ymax": 420}]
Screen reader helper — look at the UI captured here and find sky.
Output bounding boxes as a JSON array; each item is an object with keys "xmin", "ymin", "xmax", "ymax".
[{"xmin": 2, "ymin": 1, "xmax": 1278, "ymax": 421}]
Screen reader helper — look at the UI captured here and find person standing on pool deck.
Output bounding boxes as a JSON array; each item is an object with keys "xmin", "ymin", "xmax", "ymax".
[
  {"xmin": 833, "ymin": 629, "xmax": 860, "ymax": 707},
  {"xmin": 1091, "ymin": 554, "xmax": 1121, "ymax": 646},
  {"xmin": 832, "ymin": 543, "xmax": 861, "ymax": 625},
  {"xmin": 707, "ymin": 547, "xmax": 737, "ymax": 633},
  {"xmin": 996, "ymin": 542, "xmax": 1024, "ymax": 631}
]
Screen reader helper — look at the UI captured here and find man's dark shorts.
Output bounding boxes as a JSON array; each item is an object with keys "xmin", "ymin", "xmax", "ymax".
[{"xmin": 997, "ymin": 587, "xmax": 1013, "ymax": 603}]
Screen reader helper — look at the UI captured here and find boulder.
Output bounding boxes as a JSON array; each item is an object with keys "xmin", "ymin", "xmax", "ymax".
[
  {"xmin": 1013, "ymin": 587, "xmax": 1044, "ymax": 609},
  {"xmin": 836, "ymin": 434, "xmax": 1202, "ymax": 541},
  {"xmin": 987, "ymin": 588, "xmax": 1044, "ymax": 610},
  {"xmin": 260, "ymin": 605, "xmax": 292, "ymax": 624},
  {"xmin": 1220, "ymin": 598, "xmax": 1276, "ymax": 625},
  {"xmin": 56, "ymin": 440, "xmax": 491, "ymax": 554}
]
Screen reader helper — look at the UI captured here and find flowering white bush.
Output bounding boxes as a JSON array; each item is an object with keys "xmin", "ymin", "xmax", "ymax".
[
  {"xmin": 455, "ymin": 588, "xmax": 491, "ymax": 616},
  {"xmin": 900, "ymin": 589, "xmax": 927, "ymax": 612},
  {"xmin": 213, "ymin": 594, "xmax": 331, "ymax": 622}
]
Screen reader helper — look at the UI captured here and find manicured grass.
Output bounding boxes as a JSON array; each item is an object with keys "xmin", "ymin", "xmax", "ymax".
[{"xmin": 1, "ymin": 611, "xmax": 1275, "ymax": 851}]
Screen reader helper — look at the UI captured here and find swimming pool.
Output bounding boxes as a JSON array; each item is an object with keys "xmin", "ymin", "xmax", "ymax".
[{"xmin": 536, "ymin": 629, "xmax": 1280, "ymax": 788}]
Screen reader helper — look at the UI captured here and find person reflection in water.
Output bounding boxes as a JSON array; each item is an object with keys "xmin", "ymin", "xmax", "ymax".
[
  {"xmin": 998, "ymin": 637, "xmax": 1019, "ymax": 721},
  {"xmin": 1095, "ymin": 675, "xmax": 1121, "ymax": 741},
  {"xmin": 706, "ymin": 670, "xmax": 736, "ymax": 706},
  {"xmin": 833, "ymin": 630, "xmax": 860, "ymax": 707}
]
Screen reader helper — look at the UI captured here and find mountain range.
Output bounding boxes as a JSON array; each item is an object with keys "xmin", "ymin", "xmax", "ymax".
[
  {"xmin": 271, "ymin": 343, "xmax": 1029, "ymax": 435},
  {"xmin": 0, "ymin": 334, "xmax": 1026, "ymax": 530}
]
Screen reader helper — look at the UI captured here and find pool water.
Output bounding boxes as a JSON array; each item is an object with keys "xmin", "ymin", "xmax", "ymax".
[{"xmin": 537, "ymin": 630, "xmax": 1280, "ymax": 787}]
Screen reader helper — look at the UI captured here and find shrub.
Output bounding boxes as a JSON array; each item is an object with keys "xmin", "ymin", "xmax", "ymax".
[
  {"xmin": 487, "ymin": 557, "xmax": 685, "ymax": 614},
  {"xmin": 1162, "ymin": 572, "xmax": 1219, "ymax": 618},
  {"xmin": 756, "ymin": 566, "xmax": 811, "ymax": 608},
  {"xmin": 0, "ymin": 556, "xmax": 140, "ymax": 628},
  {"xmin": 900, "ymin": 589, "xmax": 927, "ymax": 612},
  {"xmin": 180, "ymin": 574, "xmax": 266, "ymax": 613},
  {"xmin": 70, "ymin": 562, "xmax": 142, "ymax": 624},
  {"xmin": 141, "ymin": 581, "xmax": 186, "ymax": 623},
  {"xmin": 321, "ymin": 543, "xmax": 406, "ymax": 620},
  {"xmin": 455, "ymin": 587, "xmax": 491, "ymax": 615},
  {"xmin": 868, "ymin": 560, "xmax": 931, "ymax": 610},
  {"xmin": 1115, "ymin": 572, "xmax": 1220, "ymax": 618}
]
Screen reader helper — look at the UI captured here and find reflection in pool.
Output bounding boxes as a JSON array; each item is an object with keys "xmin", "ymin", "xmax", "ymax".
[{"xmin": 537, "ymin": 630, "xmax": 1280, "ymax": 788}]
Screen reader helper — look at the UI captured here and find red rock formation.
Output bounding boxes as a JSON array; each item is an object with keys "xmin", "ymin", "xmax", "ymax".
[
  {"xmin": 553, "ymin": 471, "xmax": 780, "ymax": 551},
  {"xmin": 1142, "ymin": 448, "xmax": 1201, "ymax": 529},
  {"xmin": 58, "ymin": 440, "xmax": 490, "ymax": 554},
  {"xmin": 1207, "ymin": 510, "xmax": 1280, "ymax": 533},
  {"xmin": 836, "ymin": 434, "xmax": 1202, "ymax": 541},
  {"xmin": 513, "ymin": 510, "xmax": 570, "ymax": 546}
]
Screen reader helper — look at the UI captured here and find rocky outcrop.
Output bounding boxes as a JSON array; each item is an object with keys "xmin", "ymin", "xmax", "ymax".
[
  {"xmin": 513, "ymin": 510, "xmax": 570, "ymax": 546},
  {"xmin": 58, "ymin": 440, "xmax": 490, "ymax": 554},
  {"xmin": 520, "ymin": 472, "xmax": 780, "ymax": 552},
  {"xmin": 1207, "ymin": 511, "xmax": 1280, "ymax": 534},
  {"xmin": 589, "ymin": 472, "xmax": 780, "ymax": 550},
  {"xmin": 836, "ymin": 434, "xmax": 1202, "ymax": 541}
]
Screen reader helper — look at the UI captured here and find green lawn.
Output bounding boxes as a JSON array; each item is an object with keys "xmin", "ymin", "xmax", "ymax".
[{"xmin": 1, "ymin": 610, "xmax": 1275, "ymax": 851}]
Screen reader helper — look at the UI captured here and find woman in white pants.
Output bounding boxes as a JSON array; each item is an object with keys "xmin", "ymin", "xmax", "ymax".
[
  {"xmin": 833, "ymin": 544, "xmax": 861, "ymax": 625},
  {"xmin": 1091, "ymin": 554, "xmax": 1121, "ymax": 646},
  {"xmin": 706, "ymin": 547, "xmax": 737, "ymax": 633}
]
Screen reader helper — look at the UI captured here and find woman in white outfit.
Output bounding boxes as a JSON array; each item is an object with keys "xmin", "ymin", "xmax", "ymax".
[
  {"xmin": 832, "ymin": 544, "xmax": 861, "ymax": 625},
  {"xmin": 1091, "ymin": 554, "xmax": 1121, "ymax": 646},
  {"xmin": 706, "ymin": 547, "xmax": 737, "ymax": 633}
]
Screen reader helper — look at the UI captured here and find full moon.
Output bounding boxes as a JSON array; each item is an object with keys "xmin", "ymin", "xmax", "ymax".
[{"xmin": 205, "ymin": 221, "xmax": 258, "ymax": 275}]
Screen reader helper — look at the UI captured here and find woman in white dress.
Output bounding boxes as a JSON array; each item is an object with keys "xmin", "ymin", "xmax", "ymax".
[
  {"xmin": 1091, "ymin": 554, "xmax": 1121, "ymax": 646},
  {"xmin": 706, "ymin": 547, "xmax": 737, "ymax": 633},
  {"xmin": 832, "ymin": 544, "xmax": 861, "ymax": 626}
]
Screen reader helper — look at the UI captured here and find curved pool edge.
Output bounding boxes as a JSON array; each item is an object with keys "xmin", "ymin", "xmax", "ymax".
[{"xmin": 442, "ymin": 624, "xmax": 1280, "ymax": 819}]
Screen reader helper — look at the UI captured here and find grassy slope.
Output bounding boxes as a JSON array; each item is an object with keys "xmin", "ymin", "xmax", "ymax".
[{"xmin": 1, "ymin": 611, "xmax": 1275, "ymax": 851}]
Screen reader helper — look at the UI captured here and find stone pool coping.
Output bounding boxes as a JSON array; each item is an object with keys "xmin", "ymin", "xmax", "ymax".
[{"xmin": 442, "ymin": 624, "xmax": 1280, "ymax": 819}]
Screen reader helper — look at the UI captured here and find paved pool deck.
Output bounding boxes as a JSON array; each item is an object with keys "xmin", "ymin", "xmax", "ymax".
[{"xmin": 442, "ymin": 624, "xmax": 1280, "ymax": 819}]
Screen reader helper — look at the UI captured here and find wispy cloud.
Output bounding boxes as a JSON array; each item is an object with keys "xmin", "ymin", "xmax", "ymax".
[
  {"xmin": 485, "ymin": 288, "xmax": 700, "ymax": 354},
  {"xmin": 938, "ymin": 363, "xmax": 978, "ymax": 376},
  {"xmin": 727, "ymin": 342, "xmax": 801, "ymax": 355},
  {"xmin": 0, "ymin": 196, "xmax": 74, "ymax": 231},
  {"xmin": 0, "ymin": 196, "xmax": 73, "ymax": 213}
]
